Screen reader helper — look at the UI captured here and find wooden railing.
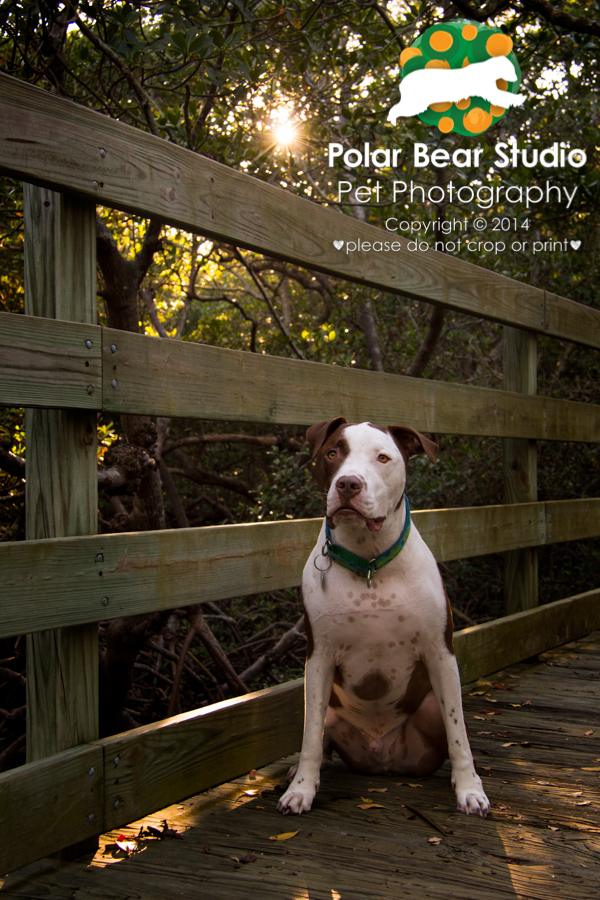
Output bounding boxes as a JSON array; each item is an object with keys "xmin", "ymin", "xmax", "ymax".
[{"xmin": 1, "ymin": 71, "xmax": 600, "ymax": 874}]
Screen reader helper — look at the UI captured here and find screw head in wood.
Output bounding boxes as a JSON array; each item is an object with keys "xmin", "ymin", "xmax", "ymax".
[
  {"xmin": 85, "ymin": 339, "xmax": 93, "ymax": 349},
  {"xmin": 93, "ymin": 180, "xmax": 99, "ymax": 189},
  {"xmin": 100, "ymin": 148, "xmax": 106, "ymax": 158},
  {"xmin": 114, "ymin": 800, "xmax": 120, "ymax": 809},
  {"xmin": 111, "ymin": 379, "xmax": 117, "ymax": 388},
  {"xmin": 114, "ymin": 756, "xmax": 120, "ymax": 766},
  {"xmin": 101, "ymin": 597, "xmax": 109, "ymax": 606},
  {"xmin": 110, "ymin": 343, "xmax": 117, "ymax": 353},
  {"xmin": 86, "ymin": 385, "xmax": 94, "ymax": 395},
  {"xmin": 95, "ymin": 553, "xmax": 104, "ymax": 562},
  {"xmin": 88, "ymin": 767, "xmax": 95, "ymax": 776},
  {"xmin": 88, "ymin": 813, "xmax": 95, "ymax": 822}
]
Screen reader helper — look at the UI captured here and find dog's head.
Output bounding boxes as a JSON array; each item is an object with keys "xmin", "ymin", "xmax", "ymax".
[{"xmin": 306, "ymin": 418, "xmax": 437, "ymax": 532}]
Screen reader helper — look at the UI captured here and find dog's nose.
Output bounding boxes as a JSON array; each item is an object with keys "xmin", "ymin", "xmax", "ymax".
[{"xmin": 336, "ymin": 475, "xmax": 363, "ymax": 501}]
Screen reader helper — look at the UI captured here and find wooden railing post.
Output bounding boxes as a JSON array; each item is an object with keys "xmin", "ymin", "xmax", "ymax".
[
  {"xmin": 503, "ymin": 326, "xmax": 538, "ymax": 614},
  {"xmin": 23, "ymin": 186, "xmax": 99, "ymax": 761}
]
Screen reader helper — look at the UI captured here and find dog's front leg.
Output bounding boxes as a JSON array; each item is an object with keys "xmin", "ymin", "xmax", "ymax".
[
  {"xmin": 426, "ymin": 652, "xmax": 490, "ymax": 817},
  {"xmin": 277, "ymin": 650, "xmax": 334, "ymax": 815}
]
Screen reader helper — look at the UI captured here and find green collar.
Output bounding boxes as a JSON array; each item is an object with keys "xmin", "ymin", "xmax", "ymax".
[{"xmin": 324, "ymin": 495, "xmax": 411, "ymax": 588}]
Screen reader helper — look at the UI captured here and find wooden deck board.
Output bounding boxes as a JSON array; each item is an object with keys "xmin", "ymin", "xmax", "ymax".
[{"xmin": 2, "ymin": 633, "xmax": 600, "ymax": 900}]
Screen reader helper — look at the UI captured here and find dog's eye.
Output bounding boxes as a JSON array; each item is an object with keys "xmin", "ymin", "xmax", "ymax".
[
  {"xmin": 378, "ymin": 454, "xmax": 390, "ymax": 463},
  {"xmin": 326, "ymin": 449, "xmax": 337, "ymax": 459}
]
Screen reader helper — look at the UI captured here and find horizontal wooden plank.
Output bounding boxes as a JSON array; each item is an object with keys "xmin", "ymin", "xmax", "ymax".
[
  {"xmin": 546, "ymin": 498, "xmax": 600, "ymax": 543},
  {"xmin": 103, "ymin": 326, "xmax": 600, "ymax": 440},
  {"xmin": 101, "ymin": 678, "xmax": 304, "ymax": 831},
  {"xmin": 1, "ymin": 73, "xmax": 598, "ymax": 349},
  {"xmin": 0, "ymin": 518, "xmax": 320, "ymax": 639},
  {"xmin": 1, "ymin": 500, "xmax": 599, "ymax": 639},
  {"xmin": 0, "ymin": 313, "xmax": 101, "ymax": 408},
  {"xmin": 2, "ymin": 313, "xmax": 599, "ymax": 442},
  {"xmin": 0, "ymin": 743, "xmax": 103, "ymax": 876},
  {"xmin": 455, "ymin": 588, "xmax": 600, "ymax": 684},
  {"xmin": 417, "ymin": 502, "xmax": 546, "ymax": 561}
]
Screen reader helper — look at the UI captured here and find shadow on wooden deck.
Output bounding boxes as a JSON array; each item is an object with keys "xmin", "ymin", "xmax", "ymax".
[{"xmin": 3, "ymin": 632, "xmax": 600, "ymax": 900}]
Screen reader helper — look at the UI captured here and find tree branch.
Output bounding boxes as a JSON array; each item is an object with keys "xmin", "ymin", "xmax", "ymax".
[
  {"xmin": 73, "ymin": 13, "xmax": 163, "ymax": 136},
  {"xmin": 405, "ymin": 305, "xmax": 446, "ymax": 378}
]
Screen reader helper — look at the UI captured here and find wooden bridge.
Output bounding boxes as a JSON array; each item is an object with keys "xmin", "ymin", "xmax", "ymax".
[{"xmin": 1, "ymin": 72, "xmax": 600, "ymax": 895}]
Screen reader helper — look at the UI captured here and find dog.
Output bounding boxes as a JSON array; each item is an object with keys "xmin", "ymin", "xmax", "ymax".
[
  {"xmin": 278, "ymin": 418, "xmax": 489, "ymax": 817},
  {"xmin": 388, "ymin": 55, "xmax": 525, "ymax": 124}
]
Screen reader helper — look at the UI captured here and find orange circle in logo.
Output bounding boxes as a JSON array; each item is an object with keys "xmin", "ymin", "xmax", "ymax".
[
  {"xmin": 462, "ymin": 24, "xmax": 478, "ymax": 41},
  {"xmin": 438, "ymin": 116, "xmax": 455, "ymax": 133},
  {"xmin": 429, "ymin": 30, "xmax": 453, "ymax": 52},
  {"xmin": 486, "ymin": 33, "xmax": 513, "ymax": 57},
  {"xmin": 425, "ymin": 58, "xmax": 450, "ymax": 69},
  {"xmin": 400, "ymin": 46, "xmax": 422, "ymax": 68},
  {"xmin": 463, "ymin": 107, "xmax": 493, "ymax": 133},
  {"xmin": 429, "ymin": 101, "xmax": 452, "ymax": 112},
  {"xmin": 455, "ymin": 98, "xmax": 470, "ymax": 110}
]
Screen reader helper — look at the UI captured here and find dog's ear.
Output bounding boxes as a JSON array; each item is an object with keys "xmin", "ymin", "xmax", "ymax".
[
  {"xmin": 306, "ymin": 417, "xmax": 348, "ymax": 459},
  {"xmin": 388, "ymin": 425, "xmax": 438, "ymax": 463}
]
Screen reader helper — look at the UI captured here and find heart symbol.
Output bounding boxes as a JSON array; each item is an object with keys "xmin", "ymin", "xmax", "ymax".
[
  {"xmin": 333, "ymin": 240, "xmax": 344, "ymax": 250},
  {"xmin": 570, "ymin": 240, "xmax": 581, "ymax": 250}
]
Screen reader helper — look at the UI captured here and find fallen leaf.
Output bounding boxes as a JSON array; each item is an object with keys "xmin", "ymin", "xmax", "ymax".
[
  {"xmin": 240, "ymin": 853, "xmax": 257, "ymax": 864},
  {"xmin": 368, "ymin": 787, "xmax": 388, "ymax": 793},
  {"xmin": 521, "ymin": 741, "xmax": 531, "ymax": 747},
  {"xmin": 402, "ymin": 809, "xmax": 416, "ymax": 820},
  {"xmin": 255, "ymin": 806, "xmax": 265, "ymax": 809},
  {"xmin": 572, "ymin": 792, "xmax": 583, "ymax": 797},
  {"xmin": 269, "ymin": 831, "xmax": 299, "ymax": 841},
  {"xmin": 510, "ymin": 703, "xmax": 522, "ymax": 708},
  {"xmin": 492, "ymin": 683, "xmax": 512, "ymax": 691},
  {"xmin": 585, "ymin": 730, "xmax": 594, "ymax": 736},
  {"xmin": 470, "ymin": 691, "xmax": 485, "ymax": 696},
  {"xmin": 576, "ymin": 801, "xmax": 591, "ymax": 806},
  {"xmin": 474, "ymin": 716, "xmax": 488, "ymax": 721},
  {"xmin": 480, "ymin": 766, "xmax": 491, "ymax": 771},
  {"xmin": 428, "ymin": 837, "xmax": 442, "ymax": 844},
  {"xmin": 581, "ymin": 767, "xmax": 600, "ymax": 771},
  {"xmin": 522, "ymin": 699, "xmax": 532, "ymax": 706},
  {"xmin": 248, "ymin": 769, "xmax": 257, "ymax": 780},
  {"xmin": 502, "ymin": 742, "xmax": 518, "ymax": 747},
  {"xmin": 537, "ymin": 781, "xmax": 551, "ymax": 786},
  {"xmin": 203, "ymin": 844, "xmax": 211, "ymax": 853},
  {"xmin": 357, "ymin": 802, "xmax": 386, "ymax": 809},
  {"xmin": 115, "ymin": 839, "xmax": 137, "ymax": 855},
  {"xmin": 548, "ymin": 826, "xmax": 559, "ymax": 831},
  {"xmin": 477, "ymin": 731, "xmax": 492, "ymax": 735}
]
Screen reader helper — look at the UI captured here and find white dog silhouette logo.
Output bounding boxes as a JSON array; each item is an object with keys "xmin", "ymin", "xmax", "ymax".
[{"xmin": 388, "ymin": 20, "xmax": 524, "ymax": 136}]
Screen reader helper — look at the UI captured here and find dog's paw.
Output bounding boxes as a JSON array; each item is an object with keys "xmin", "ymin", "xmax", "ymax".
[
  {"xmin": 277, "ymin": 782, "xmax": 316, "ymax": 815},
  {"xmin": 454, "ymin": 776, "xmax": 490, "ymax": 817}
]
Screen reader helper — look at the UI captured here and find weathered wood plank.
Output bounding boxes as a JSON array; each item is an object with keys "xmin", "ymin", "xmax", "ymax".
[
  {"xmin": 416, "ymin": 502, "xmax": 546, "ymax": 562},
  {"xmin": 455, "ymin": 588, "xmax": 600, "ymax": 684},
  {"xmin": 0, "ymin": 744, "xmax": 103, "ymax": 876},
  {"xmin": 1, "ymin": 73, "xmax": 598, "ymax": 349},
  {"xmin": 23, "ymin": 187, "xmax": 99, "ymax": 766},
  {"xmin": 103, "ymin": 326, "xmax": 600, "ymax": 440},
  {"xmin": 546, "ymin": 498, "xmax": 600, "ymax": 543},
  {"xmin": 3, "ymin": 313, "xmax": 600, "ymax": 442},
  {"xmin": 0, "ymin": 500, "xmax": 598, "ymax": 639},
  {"xmin": 0, "ymin": 313, "xmax": 101, "ymax": 408},
  {"xmin": 0, "ymin": 518, "xmax": 320, "ymax": 639},
  {"xmin": 101, "ymin": 678, "xmax": 304, "ymax": 831},
  {"xmin": 503, "ymin": 326, "xmax": 538, "ymax": 615}
]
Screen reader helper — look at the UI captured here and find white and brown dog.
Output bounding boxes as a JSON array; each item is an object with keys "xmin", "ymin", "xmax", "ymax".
[{"xmin": 278, "ymin": 418, "xmax": 489, "ymax": 817}]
